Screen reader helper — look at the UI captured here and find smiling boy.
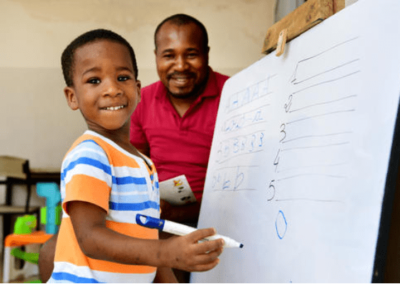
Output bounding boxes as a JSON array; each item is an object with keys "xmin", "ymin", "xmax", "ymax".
[{"xmin": 48, "ymin": 29, "xmax": 224, "ymax": 283}]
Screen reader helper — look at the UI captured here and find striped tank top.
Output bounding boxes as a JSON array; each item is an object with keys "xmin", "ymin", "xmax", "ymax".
[{"xmin": 49, "ymin": 130, "xmax": 159, "ymax": 283}]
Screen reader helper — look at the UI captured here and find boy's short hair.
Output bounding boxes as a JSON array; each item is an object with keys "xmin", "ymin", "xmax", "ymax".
[
  {"xmin": 154, "ymin": 14, "xmax": 209, "ymax": 52},
  {"xmin": 61, "ymin": 29, "xmax": 138, "ymax": 87}
]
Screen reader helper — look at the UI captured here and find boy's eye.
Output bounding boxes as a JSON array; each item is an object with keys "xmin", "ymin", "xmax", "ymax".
[
  {"xmin": 187, "ymin": 53, "xmax": 198, "ymax": 58},
  {"xmin": 118, "ymin": 75, "xmax": 130, "ymax": 82},
  {"xmin": 163, "ymin": 54, "xmax": 174, "ymax": 59},
  {"xmin": 88, "ymin": 78, "xmax": 100, "ymax": 84}
]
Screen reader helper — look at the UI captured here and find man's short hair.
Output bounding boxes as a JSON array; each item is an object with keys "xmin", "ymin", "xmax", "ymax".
[
  {"xmin": 61, "ymin": 29, "xmax": 138, "ymax": 87},
  {"xmin": 154, "ymin": 14, "xmax": 209, "ymax": 51}
]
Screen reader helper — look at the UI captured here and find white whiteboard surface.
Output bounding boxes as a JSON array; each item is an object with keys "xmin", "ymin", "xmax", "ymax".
[{"xmin": 192, "ymin": 0, "xmax": 400, "ymax": 282}]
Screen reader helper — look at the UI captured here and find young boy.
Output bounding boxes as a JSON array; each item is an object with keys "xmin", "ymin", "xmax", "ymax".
[{"xmin": 47, "ymin": 29, "xmax": 224, "ymax": 283}]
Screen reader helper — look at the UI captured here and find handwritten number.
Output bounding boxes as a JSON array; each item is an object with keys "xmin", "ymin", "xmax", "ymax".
[
  {"xmin": 268, "ymin": 180, "xmax": 276, "ymax": 201},
  {"xmin": 280, "ymin": 123, "xmax": 286, "ymax": 142},
  {"xmin": 274, "ymin": 149, "xmax": 280, "ymax": 172},
  {"xmin": 284, "ymin": 95, "xmax": 293, "ymax": 113}
]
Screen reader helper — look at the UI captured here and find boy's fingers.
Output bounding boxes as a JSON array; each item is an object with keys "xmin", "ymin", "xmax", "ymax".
[
  {"xmin": 193, "ymin": 249, "xmax": 222, "ymax": 264},
  {"xmin": 188, "ymin": 258, "xmax": 220, "ymax": 272},
  {"xmin": 187, "ymin": 228, "xmax": 219, "ymax": 242},
  {"xmin": 193, "ymin": 238, "xmax": 224, "ymax": 255}
]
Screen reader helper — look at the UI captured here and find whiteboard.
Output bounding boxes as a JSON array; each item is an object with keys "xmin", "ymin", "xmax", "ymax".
[{"xmin": 192, "ymin": 0, "xmax": 400, "ymax": 282}]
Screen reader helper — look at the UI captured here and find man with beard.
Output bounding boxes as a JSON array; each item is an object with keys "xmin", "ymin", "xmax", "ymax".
[{"xmin": 130, "ymin": 14, "xmax": 229, "ymax": 226}]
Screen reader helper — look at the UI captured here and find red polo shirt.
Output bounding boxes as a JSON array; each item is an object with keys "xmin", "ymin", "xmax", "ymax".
[{"xmin": 130, "ymin": 68, "xmax": 229, "ymax": 201}]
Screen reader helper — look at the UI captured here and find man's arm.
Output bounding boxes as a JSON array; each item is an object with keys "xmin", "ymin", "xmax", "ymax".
[
  {"xmin": 153, "ymin": 267, "xmax": 178, "ymax": 283},
  {"xmin": 160, "ymin": 200, "xmax": 201, "ymax": 224}
]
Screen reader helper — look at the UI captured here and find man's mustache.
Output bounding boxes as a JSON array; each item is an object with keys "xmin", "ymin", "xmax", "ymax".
[{"xmin": 167, "ymin": 72, "xmax": 195, "ymax": 80}]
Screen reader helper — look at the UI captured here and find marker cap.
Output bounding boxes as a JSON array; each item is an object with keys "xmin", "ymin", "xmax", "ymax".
[{"xmin": 136, "ymin": 214, "xmax": 165, "ymax": 230}]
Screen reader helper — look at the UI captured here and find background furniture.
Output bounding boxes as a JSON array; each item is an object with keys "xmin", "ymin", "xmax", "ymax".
[{"xmin": 0, "ymin": 157, "xmax": 41, "ymax": 243}]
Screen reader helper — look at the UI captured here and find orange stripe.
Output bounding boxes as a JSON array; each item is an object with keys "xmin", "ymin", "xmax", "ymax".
[
  {"xmin": 55, "ymin": 219, "xmax": 158, "ymax": 274},
  {"xmin": 86, "ymin": 135, "xmax": 157, "ymax": 176},
  {"xmin": 63, "ymin": 175, "xmax": 110, "ymax": 214},
  {"xmin": 64, "ymin": 134, "xmax": 157, "ymax": 177}
]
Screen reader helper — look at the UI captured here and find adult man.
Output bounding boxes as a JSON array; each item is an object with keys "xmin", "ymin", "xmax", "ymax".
[{"xmin": 130, "ymin": 14, "xmax": 229, "ymax": 224}]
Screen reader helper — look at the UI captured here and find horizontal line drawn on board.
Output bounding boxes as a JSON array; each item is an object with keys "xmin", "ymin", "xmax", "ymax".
[
  {"xmin": 276, "ymin": 173, "xmax": 347, "ymax": 181},
  {"xmin": 282, "ymin": 131, "xmax": 353, "ymax": 144},
  {"xmin": 277, "ymin": 161, "xmax": 349, "ymax": 173},
  {"xmin": 288, "ymin": 94, "xmax": 357, "ymax": 113},
  {"xmin": 290, "ymin": 37, "xmax": 360, "ymax": 84},
  {"xmin": 290, "ymin": 70, "xmax": 361, "ymax": 96},
  {"xmin": 291, "ymin": 59, "xmax": 360, "ymax": 85},
  {"xmin": 275, "ymin": 198, "xmax": 344, "ymax": 203},
  {"xmin": 281, "ymin": 141, "xmax": 350, "ymax": 152},
  {"xmin": 287, "ymin": 109, "xmax": 356, "ymax": 124}
]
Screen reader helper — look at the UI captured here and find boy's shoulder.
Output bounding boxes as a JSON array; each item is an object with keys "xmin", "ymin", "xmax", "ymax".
[
  {"xmin": 63, "ymin": 130, "xmax": 153, "ymax": 170},
  {"xmin": 64, "ymin": 131, "xmax": 106, "ymax": 157}
]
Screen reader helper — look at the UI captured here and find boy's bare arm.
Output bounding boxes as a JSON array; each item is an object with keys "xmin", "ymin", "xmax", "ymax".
[{"xmin": 68, "ymin": 201, "xmax": 224, "ymax": 271}]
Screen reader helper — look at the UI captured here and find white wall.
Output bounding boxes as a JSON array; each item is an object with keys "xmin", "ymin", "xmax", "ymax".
[{"xmin": 0, "ymin": 0, "xmax": 276, "ymax": 172}]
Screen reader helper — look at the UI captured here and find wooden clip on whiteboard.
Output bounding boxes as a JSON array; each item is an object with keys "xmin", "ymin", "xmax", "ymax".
[{"xmin": 262, "ymin": 0, "xmax": 345, "ymax": 56}]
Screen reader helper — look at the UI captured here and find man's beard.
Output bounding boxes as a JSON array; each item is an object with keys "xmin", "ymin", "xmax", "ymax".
[{"xmin": 167, "ymin": 71, "xmax": 208, "ymax": 100}]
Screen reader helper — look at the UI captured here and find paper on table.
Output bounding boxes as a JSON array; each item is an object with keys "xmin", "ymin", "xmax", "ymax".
[{"xmin": 159, "ymin": 175, "xmax": 197, "ymax": 206}]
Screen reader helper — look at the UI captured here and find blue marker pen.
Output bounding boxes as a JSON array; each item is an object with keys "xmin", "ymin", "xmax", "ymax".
[{"xmin": 136, "ymin": 214, "xmax": 243, "ymax": 249}]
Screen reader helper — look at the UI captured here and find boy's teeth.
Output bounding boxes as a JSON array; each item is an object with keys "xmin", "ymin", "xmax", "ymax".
[{"xmin": 105, "ymin": 105, "xmax": 124, "ymax": 110}]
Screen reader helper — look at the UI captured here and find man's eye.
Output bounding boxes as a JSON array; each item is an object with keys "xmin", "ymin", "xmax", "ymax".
[
  {"xmin": 88, "ymin": 78, "xmax": 100, "ymax": 84},
  {"xmin": 188, "ymin": 53, "xmax": 198, "ymax": 58},
  {"xmin": 163, "ymin": 54, "xmax": 173, "ymax": 59}
]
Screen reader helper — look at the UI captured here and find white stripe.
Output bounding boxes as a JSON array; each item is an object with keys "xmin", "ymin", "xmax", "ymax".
[
  {"xmin": 108, "ymin": 208, "xmax": 159, "ymax": 223},
  {"xmin": 64, "ymin": 147, "xmax": 107, "ymax": 165},
  {"xmin": 51, "ymin": 261, "xmax": 156, "ymax": 283},
  {"xmin": 112, "ymin": 190, "xmax": 150, "ymax": 196}
]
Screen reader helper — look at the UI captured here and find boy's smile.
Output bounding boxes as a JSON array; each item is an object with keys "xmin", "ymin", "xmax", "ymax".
[{"xmin": 64, "ymin": 39, "xmax": 140, "ymax": 138}]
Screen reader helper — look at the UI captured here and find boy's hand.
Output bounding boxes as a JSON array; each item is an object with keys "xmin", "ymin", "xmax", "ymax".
[{"xmin": 165, "ymin": 228, "xmax": 224, "ymax": 272}]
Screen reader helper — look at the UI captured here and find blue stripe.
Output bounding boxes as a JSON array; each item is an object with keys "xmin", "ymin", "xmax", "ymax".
[
  {"xmin": 79, "ymin": 139, "xmax": 99, "ymax": 147},
  {"xmin": 69, "ymin": 140, "xmax": 109, "ymax": 165},
  {"xmin": 112, "ymin": 176, "xmax": 147, "ymax": 185},
  {"xmin": 61, "ymin": 157, "xmax": 111, "ymax": 182},
  {"xmin": 109, "ymin": 201, "xmax": 159, "ymax": 211},
  {"xmin": 51, "ymin": 272, "xmax": 101, "ymax": 283}
]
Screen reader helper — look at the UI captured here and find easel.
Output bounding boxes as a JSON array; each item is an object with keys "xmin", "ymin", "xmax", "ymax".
[
  {"xmin": 262, "ymin": 0, "xmax": 345, "ymax": 56},
  {"xmin": 260, "ymin": 0, "xmax": 400, "ymax": 282}
]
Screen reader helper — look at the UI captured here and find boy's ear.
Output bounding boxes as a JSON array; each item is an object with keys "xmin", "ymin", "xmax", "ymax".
[
  {"xmin": 64, "ymin": 86, "xmax": 79, "ymax": 110},
  {"xmin": 136, "ymin": 80, "xmax": 141, "ymax": 103}
]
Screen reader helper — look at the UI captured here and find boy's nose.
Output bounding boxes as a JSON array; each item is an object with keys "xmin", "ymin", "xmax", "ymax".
[{"xmin": 103, "ymin": 80, "xmax": 122, "ymax": 97}]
